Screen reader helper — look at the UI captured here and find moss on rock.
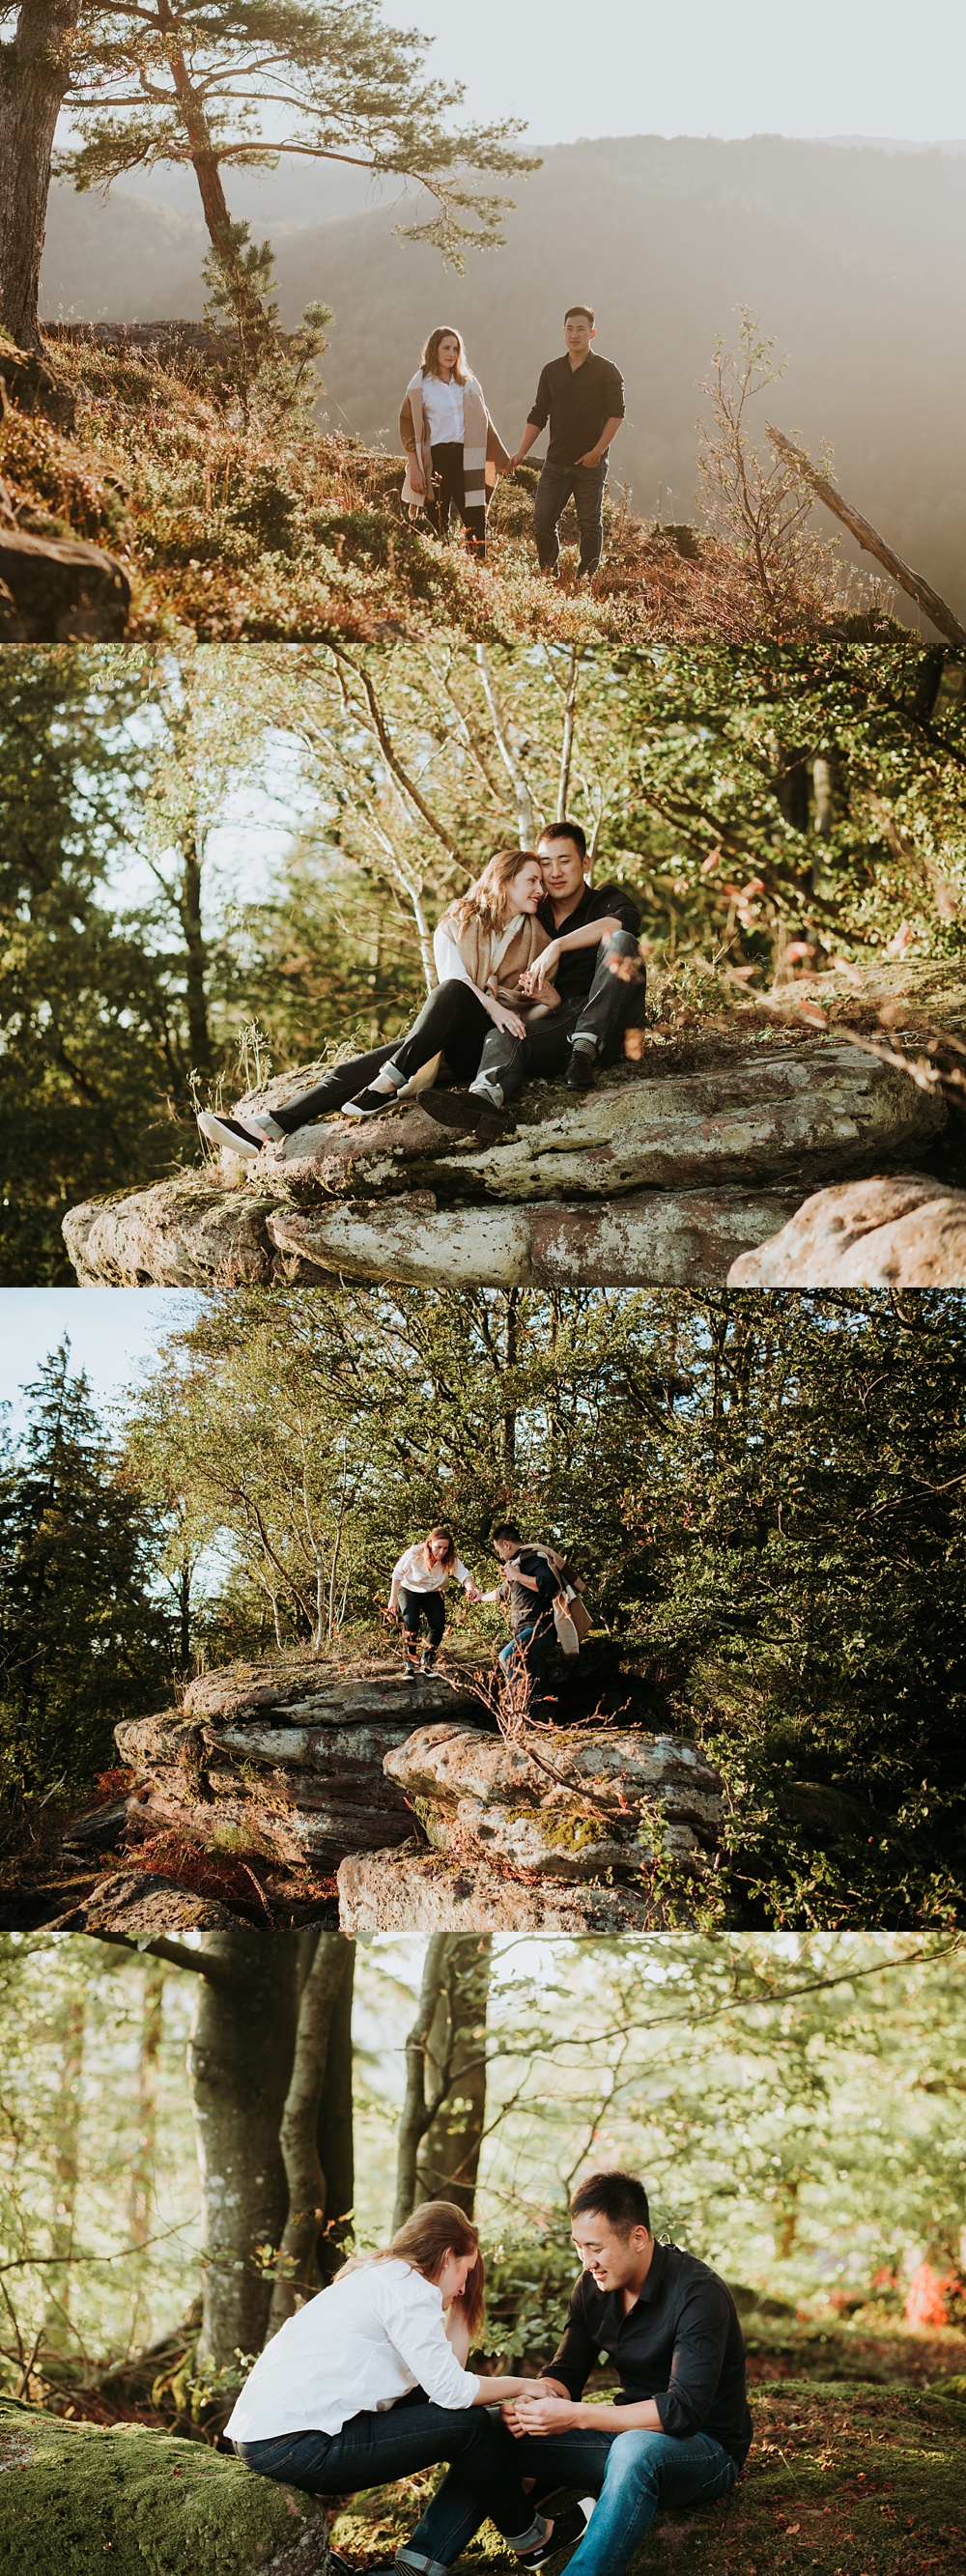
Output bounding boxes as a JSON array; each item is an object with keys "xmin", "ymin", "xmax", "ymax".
[{"xmin": 0, "ymin": 2398, "xmax": 329, "ymax": 2576}]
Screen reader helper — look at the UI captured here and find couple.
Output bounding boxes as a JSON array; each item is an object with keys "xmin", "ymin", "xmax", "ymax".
[
  {"xmin": 399, "ymin": 307, "xmax": 625, "ymax": 580},
  {"xmin": 386, "ymin": 1522, "xmax": 583, "ymax": 1689},
  {"xmin": 227, "ymin": 2168, "xmax": 752, "ymax": 2576},
  {"xmin": 198, "ymin": 823, "xmax": 645, "ymax": 1161}
]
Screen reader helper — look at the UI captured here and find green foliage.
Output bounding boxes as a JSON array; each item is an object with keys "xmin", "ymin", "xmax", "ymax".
[
  {"xmin": 0, "ymin": 1346, "xmax": 173, "ymax": 1822},
  {"xmin": 0, "ymin": 2394, "xmax": 325, "ymax": 2576}
]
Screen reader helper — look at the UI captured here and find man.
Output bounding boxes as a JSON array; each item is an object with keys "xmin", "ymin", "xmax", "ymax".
[
  {"xmin": 487, "ymin": 1521, "xmax": 569, "ymax": 1694},
  {"xmin": 469, "ymin": 820, "xmax": 645, "ymax": 1110},
  {"xmin": 509, "ymin": 307, "xmax": 625, "ymax": 581},
  {"xmin": 400, "ymin": 2169, "xmax": 752, "ymax": 2576}
]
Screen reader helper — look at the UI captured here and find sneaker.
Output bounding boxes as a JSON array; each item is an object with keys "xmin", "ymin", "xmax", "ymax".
[
  {"xmin": 420, "ymin": 1651, "xmax": 438, "ymax": 1674},
  {"xmin": 403, "ymin": 1658, "xmax": 420, "ymax": 1682},
  {"xmin": 565, "ymin": 1046, "xmax": 596, "ymax": 1092},
  {"xmin": 517, "ymin": 2502, "xmax": 592, "ymax": 2566},
  {"xmin": 198, "ymin": 1110, "xmax": 269, "ymax": 1158},
  {"xmin": 341, "ymin": 1085, "xmax": 404, "ymax": 1121},
  {"xmin": 423, "ymin": 1088, "xmax": 511, "ymax": 1141}
]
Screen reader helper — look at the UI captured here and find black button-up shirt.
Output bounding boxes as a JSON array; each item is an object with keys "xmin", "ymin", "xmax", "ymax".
[
  {"xmin": 537, "ymin": 881, "xmax": 641, "ymax": 1005},
  {"xmin": 527, "ymin": 352, "xmax": 626, "ymax": 467},
  {"xmin": 549, "ymin": 2239, "xmax": 753, "ymax": 2464}
]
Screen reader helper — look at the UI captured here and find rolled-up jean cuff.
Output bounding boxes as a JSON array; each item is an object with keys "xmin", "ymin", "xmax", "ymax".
[{"xmin": 396, "ymin": 2552, "xmax": 452, "ymax": 2576}]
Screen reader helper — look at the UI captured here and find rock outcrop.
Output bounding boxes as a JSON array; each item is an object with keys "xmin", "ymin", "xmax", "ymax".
[
  {"xmin": 0, "ymin": 2396, "xmax": 329, "ymax": 2576},
  {"xmin": 728, "ymin": 1173, "xmax": 966, "ymax": 1285},
  {"xmin": 63, "ymin": 1038, "xmax": 946, "ymax": 1288},
  {"xmin": 337, "ymin": 1846, "xmax": 692, "ymax": 1932},
  {"xmin": 0, "ymin": 527, "xmax": 130, "ymax": 638}
]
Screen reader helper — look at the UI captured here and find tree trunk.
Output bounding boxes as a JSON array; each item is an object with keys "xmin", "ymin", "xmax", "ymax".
[
  {"xmin": 266, "ymin": 1933, "xmax": 353, "ymax": 2335},
  {"xmin": 394, "ymin": 1937, "xmax": 491, "ymax": 2229},
  {"xmin": 188, "ymin": 1932, "xmax": 302, "ymax": 2368},
  {"xmin": 0, "ymin": 0, "xmax": 80, "ymax": 351},
  {"xmin": 42, "ymin": 1985, "xmax": 85, "ymax": 2350},
  {"xmin": 179, "ymin": 836, "xmax": 211, "ymax": 1074},
  {"xmin": 317, "ymin": 1937, "xmax": 355, "ymax": 2281},
  {"xmin": 156, "ymin": 2, "xmax": 269, "ymax": 345},
  {"xmin": 127, "ymin": 1957, "xmax": 165, "ymax": 2351}
]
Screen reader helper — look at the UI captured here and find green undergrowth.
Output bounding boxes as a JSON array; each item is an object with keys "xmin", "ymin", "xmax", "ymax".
[
  {"xmin": 0, "ymin": 2396, "xmax": 326, "ymax": 2575},
  {"xmin": 332, "ymin": 2381, "xmax": 966, "ymax": 2576},
  {"xmin": 1, "ymin": 331, "xmax": 905, "ymax": 645}
]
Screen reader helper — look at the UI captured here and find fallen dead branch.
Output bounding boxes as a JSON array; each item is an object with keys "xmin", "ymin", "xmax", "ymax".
[{"xmin": 766, "ymin": 424, "xmax": 966, "ymax": 646}]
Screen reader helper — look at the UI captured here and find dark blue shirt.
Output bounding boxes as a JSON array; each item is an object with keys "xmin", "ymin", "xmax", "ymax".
[{"xmin": 549, "ymin": 2239, "xmax": 753, "ymax": 2464}]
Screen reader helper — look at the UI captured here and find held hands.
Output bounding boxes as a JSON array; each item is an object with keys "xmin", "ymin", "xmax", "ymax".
[{"xmin": 500, "ymin": 2391, "xmax": 580, "ymax": 2436}]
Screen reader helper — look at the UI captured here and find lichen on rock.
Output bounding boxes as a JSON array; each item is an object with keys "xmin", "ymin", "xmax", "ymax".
[{"xmin": 0, "ymin": 2396, "xmax": 329, "ymax": 2576}]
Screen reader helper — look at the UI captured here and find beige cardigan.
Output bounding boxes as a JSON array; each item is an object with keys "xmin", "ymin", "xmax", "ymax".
[
  {"xmin": 437, "ymin": 907, "xmax": 551, "ymax": 999},
  {"xmin": 400, "ymin": 380, "xmax": 510, "ymax": 516}
]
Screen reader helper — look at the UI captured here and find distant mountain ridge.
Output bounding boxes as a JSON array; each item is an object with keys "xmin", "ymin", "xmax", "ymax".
[{"xmin": 40, "ymin": 133, "xmax": 966, "ymax": 608}]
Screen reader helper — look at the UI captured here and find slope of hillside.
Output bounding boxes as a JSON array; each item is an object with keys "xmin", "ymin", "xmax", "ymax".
[{"xmin": 39, "ymin": 135, "xmax": 966, "ymax": 610}]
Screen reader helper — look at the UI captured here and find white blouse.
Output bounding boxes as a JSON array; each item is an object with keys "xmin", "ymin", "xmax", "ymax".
[
  {"xmin": 433, "ymin": 915, "xmax": 525, "ymax": 993},
  {"xmin": 225, "ymin": 2257, "xmax": 480, "ymax": 2443},
  {"xmin": 392, "ymin": 1543, "xmax": 472, "ymax": 1595},
  {"xmin": 409, "ymin": 370, "xmax": 466, "ymax": 443}
]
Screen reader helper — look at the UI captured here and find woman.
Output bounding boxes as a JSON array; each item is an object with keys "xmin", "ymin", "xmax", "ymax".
[
  {"xmin": 400, "ymin": 326, "xmax": 510, "ymax": 559},
  {"xmin": 342, "ymin": 848, "xmax": 558, "ymax": 1122},
  {"xmin": 387, "ymin": 1525, "xmax": 478, "ymax": 1678},
  {"xmin": 225, "ymin": 2201, "xmax": 579, "ymax": 2576}
]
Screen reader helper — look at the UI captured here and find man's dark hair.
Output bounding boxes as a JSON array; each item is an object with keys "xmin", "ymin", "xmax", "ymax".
[
  {"xmin": 565, "ymin": 304, "xmax": 596, "ymax": 327},
  {"xmin": 538, "ymin": 819, "xmax": 587, "ymax": 862},
  {"xmin": 571, "ymin": 2170, "xmax": 651, "ymax": 2236},
  {"xmin": 491, "ymin": 1520, "xmax": 523, "ymax": 1544}
]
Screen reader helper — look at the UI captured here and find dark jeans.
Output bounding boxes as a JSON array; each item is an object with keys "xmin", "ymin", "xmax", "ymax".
[
  {"xmin": 498, "ymin": 1616, "xmax": 554, "ymax": 1687},
  {"xmin": 417, "ymin": 2421, "xmax": 740, "ymax": 2576},
  {"xmin": 430, "ymin": 441, "xmax": 487, "ymax": 551},
  {"xmin": 534, "ymin": 458, "xmax": 609, "ymax": 575},
  {"xmin": 399, "ymin": 1587, "xmax": 446, "ymax": 1651},
  {"xmin": 236, "ymin": 2392, "xmax": 545, "ymax": 2572},
  {"xmin": 270, "ymin": 982, "xmax": 492, "ymax": 1132},
  {"xmin": 477, "ymin": 930, "xmax": 645, "ymax": 1104}
]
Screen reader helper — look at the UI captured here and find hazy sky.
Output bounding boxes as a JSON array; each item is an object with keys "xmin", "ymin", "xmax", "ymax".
[
  {"xmin": 0, "ymin": 1290, "xmax": 199, "ymax": 1434},
  {"xmin": 407, "ymin": 0, "xmax": 966, "ymax": 145}
]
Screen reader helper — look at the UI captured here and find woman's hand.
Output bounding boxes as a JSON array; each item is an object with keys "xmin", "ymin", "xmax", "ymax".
[
  {"xmin": 409, "ymin": 467, "xmax": 425, "ymax": 496},
  {"xmin": 502, "ymin": 2392, "xmax": 581, "ymax": 2436},
  {"xmin": 520, "ymin": 940, "xmax": 561, "ymax": 997},
  {"xmin": 486, "ymin": 997, "xmax": 527, "ymax": 1039}
]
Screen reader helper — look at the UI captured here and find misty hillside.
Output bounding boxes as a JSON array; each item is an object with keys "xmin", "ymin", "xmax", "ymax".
[{"xmin": 40, "ymin": 134, "xmax": 966, "ymax": 609}]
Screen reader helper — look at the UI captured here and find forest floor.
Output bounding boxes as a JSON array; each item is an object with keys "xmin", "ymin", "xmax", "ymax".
[
  {"xmin": 1, "ymin": 328, "xmax": 904, "ymax": 646},
  {"xmin": 331, "ymin": 2359, "xmax": 966, "ymax": 2576}
]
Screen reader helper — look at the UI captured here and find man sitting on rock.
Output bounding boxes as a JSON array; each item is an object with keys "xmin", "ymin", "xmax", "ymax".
[
  {"xmin": 468, "ymin": 820, "xmax": 645, "ymax": 1112},
  {"xmin": 406, "ymin": 2168, "xmax": 753, "ymax": 2576}
]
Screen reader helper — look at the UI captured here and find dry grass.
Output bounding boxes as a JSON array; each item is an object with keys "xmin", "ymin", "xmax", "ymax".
[{"xmin": 0, "ymin": 330, "xmax": 904, "ymax": 644}]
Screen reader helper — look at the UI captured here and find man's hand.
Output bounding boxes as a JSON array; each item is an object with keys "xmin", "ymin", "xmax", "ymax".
[
  {"xmin": 575, "ymin": 449, "xmax": 603, "ymax": 469},
  {"xmin": 502, "ymin": 2393, "xmax": 581, "ymax": 2437},
  {"xmin": 507, "ymin": 449, "xmax": 526, "ymax": 472},
  {"xmin": 520, "ymin": 940, "xmax": 560, "ymax": 997}
]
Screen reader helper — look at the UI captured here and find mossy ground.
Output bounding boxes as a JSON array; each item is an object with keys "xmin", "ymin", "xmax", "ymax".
[
  {"xmin": 0, "ymin": 2396, "xmax": 326, "ymax": 2575},
  {"xmin": 1, "ymin": 332, "xmax": 902, "ymax": 646},
  {"xmin": 331, "ymin": 2380, "xmax": 966, "ymax": 2576}
]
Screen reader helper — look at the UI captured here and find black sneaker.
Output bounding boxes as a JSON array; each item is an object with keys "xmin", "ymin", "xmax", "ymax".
[
  {"xmin": 518, "ymin": 2502, "xmax": 592, "ymax": 2567},
  {"xmin": 420, "ymin": 1652, "xmax": 438, "ymax": 1674},
  {"xmin": 197, "ymin": 1110, "xmax": 268, "ymax": 1158},
  {"xmin": 565, "ymin": 1048, "xmax": 596, "ymax": 1091},
  {"xmin": 341, "ymin": 1086, "xmax": 404, "ymax": 1121},
  {"xmin": 403, "ymin": 1657, "xmax": 420, "ymax": 1682},
  {"xmin": 422, "ymin": 1089, "xmax": 511, "ymax": 1142}
]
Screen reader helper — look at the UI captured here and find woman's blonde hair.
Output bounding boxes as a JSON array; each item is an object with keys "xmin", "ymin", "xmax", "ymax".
[
  {"xmin": 423, "ymin": 1524, "xmax": 457, "ymax": 1569},
  {"xmin": 448, "ymin": 849, "xmax": 540, "ymax": 941},
  {"xmin": 421, "ymin": 326, "xmax": 469, "ymax": 383},
  {"xmin": 337, "ymin": 2199, "xmax": 485, "ymax": 2337}
]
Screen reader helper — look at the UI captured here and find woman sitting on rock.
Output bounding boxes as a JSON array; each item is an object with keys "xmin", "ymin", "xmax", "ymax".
[
  {"xmin": 339, "ymin": 847, "xmax": 559, "ymax": 1123},
  {"xmin": 387, "ymin": 1525, "xmax": 479, "ymax": 1678},
  {"xmin": 401, "ymin": 326, "xmax": 510, "ymax": 558},
  {"xmin": 225, "ymin": 2200, "xmax": 580, "ymax": 2576},
  {"xmin": 195, "ymin": 850, "xmax": 557, "ymax": 1155}
]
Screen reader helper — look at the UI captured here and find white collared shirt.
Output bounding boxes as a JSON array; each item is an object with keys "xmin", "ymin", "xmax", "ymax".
[
  {"xmin": 224, "ymin": 2257, "xmax": 480, "ymax": 2442},
  {"xmin": 410, "ymin": 369, "xmax": 466, "ymax": 443},
  {"xmin": 392, "ymin": 1543, "xmax": 472, "ymax": 1595}
]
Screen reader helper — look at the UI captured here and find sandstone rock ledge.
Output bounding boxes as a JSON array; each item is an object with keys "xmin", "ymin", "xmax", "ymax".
[
  {"xmin": 337, "ymin": 1845, "xmax": 692, "ymax": 1932},
  {"xmin": 729, "ymin": 1174, "xmax": 966, "ymax": 1286},
  {"xmin": 63, "ymin": 1038, "xmax": 946, "ymax": 1288}
]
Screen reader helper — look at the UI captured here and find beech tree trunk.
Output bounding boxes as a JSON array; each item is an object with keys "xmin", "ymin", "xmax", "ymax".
[
  {"xmin": 317, "ymin": 1937, "xmax": 355, "ymax": 2282},
  {"xmin": 188, "ymin": 1933, "xmax": 302, "ymax": 2368},
  {"xmin": 42, "ymin": 1986, "xmax": 85, "ymax": 2349},
  {"xmin": 267, "ymin": 1932, "xmax": 354, "ymax": 2335},
  {"xmin": 394, "ymin": 1937, "xmax": 491, "ymax": 2230},
  {"xmin": 0, "ymin": 0, "xmax": 80, "ymax": 351}
]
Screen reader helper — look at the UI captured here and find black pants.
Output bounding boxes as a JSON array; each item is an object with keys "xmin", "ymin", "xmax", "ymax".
[
  {"xmin": 534, "ymin": 457, "xmax": 609, "ymax": 575},
  {"xmin": 399, "ymin": 1587, "xmax": 446, "ymax": 1651},
  {"xmin": 430, "ymin": 441, "xmax": 487, "ymax": 551},
  {"xmin": 267, "ymin": 985, "xmax": 490, "ymax": 1134},
  {"xmin": 478, "ymin": 929, "xmax": 646, "ymax": 1102},
  {"xmin": 235, "ymin": 2391, "xmax": 542, "ymax": 2555}
]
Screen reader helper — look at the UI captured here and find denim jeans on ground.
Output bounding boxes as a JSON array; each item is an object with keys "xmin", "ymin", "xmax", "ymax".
[
  {"xmin": 477, "ymin": 931, "xmax": 645, "ymax": 1103},
  {"xmin": 415, "ymin": 2421, "xmax": 739, "ymax": 2576},
  {"xmin": 399, "ymin": 1588, "xmax": 446, "ymax": 1651},
  {"xmin": 498, "ymin": 1618, "xmax": 554, "ymax": 1686},
  {"xmin": 534, "ymin": 459, "xmax": 609, "ymax": 574},
  {"xmin": 235, "ymin": 2393, "xmax": 544, "ymax": 2563}
]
